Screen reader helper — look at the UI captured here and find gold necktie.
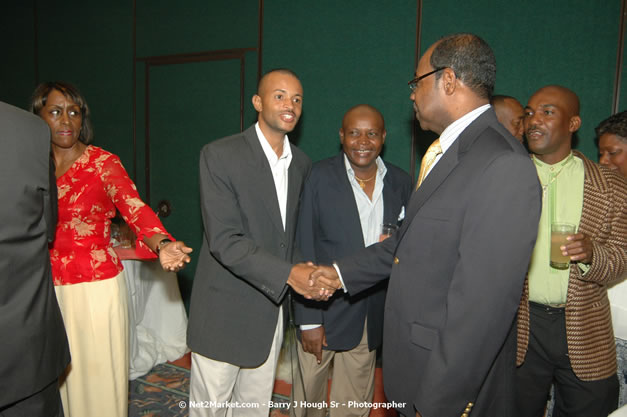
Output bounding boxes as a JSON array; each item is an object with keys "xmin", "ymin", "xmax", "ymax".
[{"xmin": 416, "ymin": 138, "xmax": 442, "ymax": 190}]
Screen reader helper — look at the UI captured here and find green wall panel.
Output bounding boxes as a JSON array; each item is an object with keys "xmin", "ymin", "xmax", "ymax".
[
  {"xmin": 263, "ymin": 0, "xmax": 418, "ymax": 173},
  {"xmin": 136, "ymin": 0, "xmax": 259, "ymax": 57},
  {"xmin": 420, "ymin": 0, "xmax": 620, "ymax": 160},
  {"xmin": 0, "ymin": 2, "xmax": 36, "ymax": 109},
  {"xmin": 35, "ymin": 0, "xmax": 134, "ymax": 170},
  {"xmin": 147, "ymin": 59, "xmax": 243, "ymax": 307}
]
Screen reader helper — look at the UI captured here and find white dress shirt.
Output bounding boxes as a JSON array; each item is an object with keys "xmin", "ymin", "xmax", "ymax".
[{"xmin": 255, "ymin": 122, "xmax": 292, "ymax": 230}]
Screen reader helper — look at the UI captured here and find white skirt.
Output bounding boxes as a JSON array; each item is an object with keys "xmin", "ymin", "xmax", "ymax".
[{"xmin": 55, "ymin": 271, "xmax": 129, "ymax": 417}]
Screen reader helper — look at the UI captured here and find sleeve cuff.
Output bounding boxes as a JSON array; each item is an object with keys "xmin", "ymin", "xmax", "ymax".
[
  {"xmin": 332, "ymin": 263, "xmax": 348, "ymax": 293},
  {"xmin": 300, "ymin": 324, "xmax": 322, "ymax": 330}
]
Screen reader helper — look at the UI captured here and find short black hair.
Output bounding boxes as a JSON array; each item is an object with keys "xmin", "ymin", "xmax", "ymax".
[
  {"xmin": 595, "ymin": 110, "xmax": 627, "ymax": 144},
  {"xmin": 430, "ymin": 33, "xmax": 496, "ymax": 100}
]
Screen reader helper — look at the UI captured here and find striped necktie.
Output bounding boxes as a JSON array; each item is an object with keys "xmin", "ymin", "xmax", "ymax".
[{"xmin": 415, "ymin": 138, "xmax": 442, "ymax": 190}]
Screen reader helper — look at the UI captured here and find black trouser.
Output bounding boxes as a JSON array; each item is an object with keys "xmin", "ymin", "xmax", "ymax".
[
  {"xmin": 0, "ymin": 379, "xmax": 63, "ymax": 417},
  {"xmin": 516, "ymin": 302, "xmax": 619, "ymax": 417}
]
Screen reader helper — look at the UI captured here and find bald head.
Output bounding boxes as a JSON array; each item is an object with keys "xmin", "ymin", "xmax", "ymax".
[
  {"xmin": 491, "ymin": 95, "xmax": 524, "ymax": 142},
  {"xmin": 533, "ymin": 85, "xmax": 580, "ymax": 117},
  {"xmin": 524, "ymin": 85, "xmax": 582, "ymax": 164},
  {"xmin": 342, "ymin": 104, "xmax": 385, "ymax": 130}
]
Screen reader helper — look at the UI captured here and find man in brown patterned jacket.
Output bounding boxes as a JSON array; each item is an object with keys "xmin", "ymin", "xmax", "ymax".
[{"xmin": 516, "ymin": 85, "xmax": 627, "ymax": 417}]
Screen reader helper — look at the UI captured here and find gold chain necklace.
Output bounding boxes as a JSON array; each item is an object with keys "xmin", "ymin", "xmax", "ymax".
[
  {"xmin": 355, "ymin": 172, "xmax": 376, "ymax": 190},
  {"xmin": 533, "ymin": 153, "xmax": 573, "ymax": 199}
]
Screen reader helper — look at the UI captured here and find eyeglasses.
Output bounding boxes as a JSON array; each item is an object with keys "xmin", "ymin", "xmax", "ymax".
[{"xmin": 408, "ymin": 67, "xmax": 448, "ymax": 91}]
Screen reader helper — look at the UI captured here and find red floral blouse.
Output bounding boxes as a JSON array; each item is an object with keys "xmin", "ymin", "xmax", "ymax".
[{"xmin": 50, "ymin": 146, "xmax": 171, "ymax": 285}]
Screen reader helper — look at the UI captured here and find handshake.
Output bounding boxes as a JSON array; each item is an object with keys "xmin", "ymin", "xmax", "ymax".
[{"xmin": 287, "ymin": 262, "xmax": 343, "ymax": 301}]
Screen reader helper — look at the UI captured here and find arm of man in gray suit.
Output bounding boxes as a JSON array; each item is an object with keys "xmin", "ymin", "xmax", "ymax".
[{"xmin": 199, "ymin": 143, "xmax": 322, "ymax": 301}]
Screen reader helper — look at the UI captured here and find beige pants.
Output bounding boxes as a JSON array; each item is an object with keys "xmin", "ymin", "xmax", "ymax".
[
  {"xmin": 55, "ymin": 271, "xmax": 129, "ymax": 417},
  {"xmin": 189, "ymin": 309, "xmax": 284, "ymax": 417},
  {"xmin": 293, "ymin": 322, "xmax": 376, "ymax": 417}
]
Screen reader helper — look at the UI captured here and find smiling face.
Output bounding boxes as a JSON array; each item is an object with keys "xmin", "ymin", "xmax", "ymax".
[
  {"xmin": 598, "ymin": 133, "xmax": 627, "ymax": 177},
  {"xmin": 39, "ymin": 89, "xmax": 83, "ymax": 149},
  {"xmin": 524, "ymin": 86, "xmax": 581, "ymax": 164},
  {"xmin": 252, "ymin": 71, "xmax": 303, "ymax": 142},
  {"xmin": 340, "ymin": 105, "xmax": 386, "ymax": 173}
]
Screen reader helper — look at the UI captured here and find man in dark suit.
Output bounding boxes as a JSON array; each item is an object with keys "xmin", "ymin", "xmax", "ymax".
[
  {"xmin": 187, "ymin": 69, "xmax": 319, "ymax": 417},
  {"xmin": 0, "ymin": 101, "xmax": 70, "ymax": 417},
  {"xmin": 311, "ymin": 33, "xmax": 542, "ymax": 417},
  {"xmin": 293, "ymin": 104, "xmax": 412, "ymax": 417}
]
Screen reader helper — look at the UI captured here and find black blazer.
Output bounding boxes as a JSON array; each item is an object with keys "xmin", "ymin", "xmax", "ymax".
[
  {"xmin": 187, "ymin": 125, "xmax": 311, "ymax": 367},
  {"xmin": 294, "ymin": 153, "xmax": 411, "ymax": 351},
  {"xmin": 0, "ymin": 101, "xmax": 70, "ymax": 407},
  {"xmin": 337, "ymin": 109, "xmax": 542, "ymax": 417}
]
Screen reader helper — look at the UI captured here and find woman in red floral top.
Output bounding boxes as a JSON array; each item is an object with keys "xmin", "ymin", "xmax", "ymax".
[{"xmin": 31, "ymin": 81, "xmax": 192, "ymax": 417}]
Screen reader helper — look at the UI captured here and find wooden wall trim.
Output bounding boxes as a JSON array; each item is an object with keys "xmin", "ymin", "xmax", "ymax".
[
  {"xmin": 139, "ymin": 49, "xmax": 252, "ymax": 204},
  {"xmin": 410, "ymin": 0, "xmax": 423, "ymax": 181},
  {"xmin": 258, "ymin": 0, "xmax": 264, "ymax": 81},
  {"xmin": 33, "ymin": 0, "xmax": 39, "ymax": 86},
  {"xmin": 132, "ymin": 0, "xmax": 137, "ymax": 180},
  {"xmin": 138, "ymin": 48, "xmax": 256, "ymax": 65},
  {"xmin": 613, "ymin": 0, "xmax": 627, "ymax": 114},
  {"xmin": 132, "ymin": 1, "xmax": 263, "ymax": 203}
]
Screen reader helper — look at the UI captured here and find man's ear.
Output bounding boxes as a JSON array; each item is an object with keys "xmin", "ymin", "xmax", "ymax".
[
  {"xmin": 441, "ymin": 68, "xmax": 457, "ymax": 95},
  {"xmin": 569, "ymin": 115, "xmax": 582, "ymax": 133},
  {"xmin": 252, "ymin": 95, "xmax": 262, "ymax": 112},
  {"xmin": 382, "ymin": 129, "xmax": 387, "ymax": 144}
]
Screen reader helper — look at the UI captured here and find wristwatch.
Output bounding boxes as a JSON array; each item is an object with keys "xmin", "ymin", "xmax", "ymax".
[{"xmin": 156, "ymin": 238, "xmax": 172, "ymax": 255}]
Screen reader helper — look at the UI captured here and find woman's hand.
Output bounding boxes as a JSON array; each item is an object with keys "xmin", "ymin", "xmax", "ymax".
[{"xmin": 159, "ymin": 241, "xmax": 192, "ymax": 272}]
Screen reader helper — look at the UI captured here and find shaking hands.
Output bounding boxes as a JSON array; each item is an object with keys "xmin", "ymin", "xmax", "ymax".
[{"xmin": 287, "ymin": 262, "xmax": 343, "ymax": 301}]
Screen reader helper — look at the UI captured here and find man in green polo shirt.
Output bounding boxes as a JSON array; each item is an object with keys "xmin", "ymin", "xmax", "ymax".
[{"xmin": 515, "ymin": 85, "xmax": 627, "ymax": 417}]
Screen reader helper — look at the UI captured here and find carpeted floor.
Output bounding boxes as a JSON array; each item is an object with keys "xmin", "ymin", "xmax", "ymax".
[
  {"xmin": 128, "ymin": 353, "xmax": 293, "ymax": 417},
  {"xmin": 129, "ymin": 351, "xmax": 396, "ymax": 417}
]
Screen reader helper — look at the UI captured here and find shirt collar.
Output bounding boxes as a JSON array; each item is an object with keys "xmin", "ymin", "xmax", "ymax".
[
  {"xmin": 439, "ymin": 104, "xmax": 491, "ymax": 154},
  {"xmin": 343, "ymin": 154, "xmax": 387, "ymax": 179},
  {"xmin": 255, "ymin": 122, "xmax": 292, "ymax": 164}
]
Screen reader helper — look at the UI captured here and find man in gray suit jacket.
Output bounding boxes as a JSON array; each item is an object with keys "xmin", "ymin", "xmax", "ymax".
[
  {"xmin": 187, "ymin": 69, "xmax": 319, "ymax": 417},
  {"xmin": 0, "ymin": 101, "xmax": 70, "ymax": 417},
  {"xmin": 312, "ymin": 34, "xmax": 542, "ymax": 417},
  {"xmin": 293, "ymin": 104, "xmax": 412, "ymax": 417}
]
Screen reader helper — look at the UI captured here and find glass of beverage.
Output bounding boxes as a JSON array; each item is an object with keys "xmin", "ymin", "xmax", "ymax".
[
  {"xmin": 550, "ymin": 223, "xmax": 576, "ymax": 269},
  {"xmin": 380, "ymin": 223, "xmax": 398, "ymax": 242}
]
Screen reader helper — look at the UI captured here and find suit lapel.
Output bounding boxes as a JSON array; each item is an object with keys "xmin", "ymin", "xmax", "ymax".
[
  {"xmin": 395, "ymin": 139, "xmax": 460, "ymax": 243},
  {"xmin": 395, "ymin": 110, "xmax": 494, "ymax": 243},
  {"xmin": 330, "ymin": 154, "xmax": 366, "ymax": 247},
  {"xmin": 244, "ymin": 127, "xmax": 286, "ymax": 235},
  {"xmin": 285, "ymin": 143, "xmax": 305, "ymax": 237}
]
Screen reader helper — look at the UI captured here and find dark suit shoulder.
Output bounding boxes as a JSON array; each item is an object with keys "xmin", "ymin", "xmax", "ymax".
[
  {"xmin": 310, "ymin": 154, "xmax": 341, "ymax": 176},
  {"xmin": 0, "ymin": 101, "xmax": 50, "ymax": 141},
  {"xmin": 201, "ymin": 127, "xmax": 251, "ymax": 155},
  {"xmin": 289, "ymin": 142, "xmax": 312, "ymax": 169},
  {"xmin": 382, "ymin": 160, "xmax": 411, "ymax": 181}
]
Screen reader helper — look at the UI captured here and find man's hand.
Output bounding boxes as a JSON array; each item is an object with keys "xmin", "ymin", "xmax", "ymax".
[
  {"xmin": 159, "ymin": 241, "xmax": 193, "ymax": 272},
  {"xmin": 309, "ymin": 265, "xmax": 343, "ymax": 298},
  {"xmin": 288, "ymin": 263, "xmax": 329, "ymax": 300},
  {"xmin": 563, "ymin": 232, "xmax": 593, "ymax": 264},
  {"xmin": 301, "ymin": 326, "xmax": 327, "ymax": 364}
]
